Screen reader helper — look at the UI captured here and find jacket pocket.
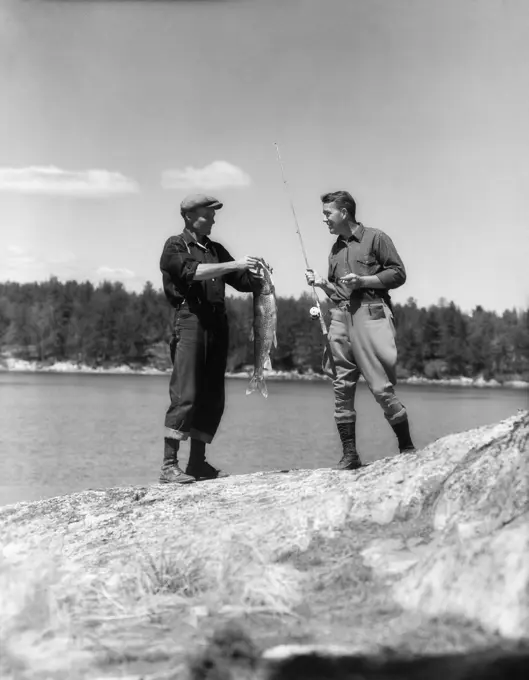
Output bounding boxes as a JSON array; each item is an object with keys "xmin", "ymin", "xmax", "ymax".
[
  {"xmin": 356, "ymin": 257, "xmax": 379, "ymax": 275},
  {"xmin": 367, "ymin": 303, "xmax": 386, "ymax": 321}
]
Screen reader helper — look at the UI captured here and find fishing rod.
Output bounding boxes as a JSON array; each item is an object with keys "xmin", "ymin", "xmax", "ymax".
[{"xmin": 274, "ymin": 142, "xmax": 337, "ymax": 380}]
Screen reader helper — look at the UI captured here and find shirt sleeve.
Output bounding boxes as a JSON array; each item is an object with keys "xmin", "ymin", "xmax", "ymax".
[
  {"xmin": 373, "ymin": 231, "xmax": 407, "ymax": 289},
  {"xmin": 159, "ymin": 237, "xmax": 199, "ymax": 295},
  {"xmin": 328, "ymin": 253, "xmax": 335, "ymax": 283},
  {"xmin": 215, "ymin": 243, "xmax": 261, "ymax": 293}
]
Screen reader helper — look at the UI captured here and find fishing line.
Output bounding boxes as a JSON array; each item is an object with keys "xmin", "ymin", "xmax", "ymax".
[{"xmin": 274, "ymin": 142, "xmax": 337, "ymax": 379}]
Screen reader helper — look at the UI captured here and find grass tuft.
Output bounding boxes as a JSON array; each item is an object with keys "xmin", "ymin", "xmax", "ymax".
[
  {"xmin": 0, "ymin": 529, "xmax": 307, "ymax": 678},
  {"xmin": 0, "ymin": 557, "xmax": 93, "ymax": 679}
]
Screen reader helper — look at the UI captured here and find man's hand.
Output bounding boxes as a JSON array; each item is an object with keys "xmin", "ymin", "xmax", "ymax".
[
  {"xmin": 236, "ymin": 255, "xmax": 263, "ymax": 274},
  {"xmin": 338, "ymin": 273, "xmax": 364, "ymax": 290},
  {"xmin": 306, "ymin": 269, "xmax": 337, "ymax": 298},
  {"xmin": 237, "ymin": 255, "xmax": 268, "ymax": 279},
  {"xmin": 305, "ymin": 269, "xmax": 324, "ymax": 287}
]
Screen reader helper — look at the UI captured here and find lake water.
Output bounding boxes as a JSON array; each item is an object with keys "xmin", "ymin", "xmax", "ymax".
[{"xmin": 0, "ymin": 373, "xmax": 526, "ymax": 507}]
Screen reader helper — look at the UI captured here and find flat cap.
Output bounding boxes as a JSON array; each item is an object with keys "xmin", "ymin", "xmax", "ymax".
[{"xmin": 180, "ymin": 194, "xmax": 223, "ymax": 213}]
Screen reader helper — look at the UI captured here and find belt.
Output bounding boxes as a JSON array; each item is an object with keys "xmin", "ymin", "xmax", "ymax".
[
  {"xmin": 336, "ymin": 298, "xmax": 385, "ymax": 311},
  {"xmin": 180, "ymin": 300, "xmax": 226, "ymax": 312}
]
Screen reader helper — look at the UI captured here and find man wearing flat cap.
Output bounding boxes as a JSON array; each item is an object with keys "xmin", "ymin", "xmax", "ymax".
[{"xmin": 159, "ymin": 193, "xmax": 264, "ymax": 484}]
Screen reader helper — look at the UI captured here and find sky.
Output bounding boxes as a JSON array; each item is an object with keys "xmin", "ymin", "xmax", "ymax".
[{"xmin": 1, "ymin": 0, "xmax": 528, "ymax": 314}]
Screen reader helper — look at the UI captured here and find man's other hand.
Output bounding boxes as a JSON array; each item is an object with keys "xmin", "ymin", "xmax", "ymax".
[
  {"xmin": 305, "ymin": 269, "xmax": 323, "ymax": 287},
  {"xmin": 338, "ymin": 273, "xmax": 363, "ymax": 290}
]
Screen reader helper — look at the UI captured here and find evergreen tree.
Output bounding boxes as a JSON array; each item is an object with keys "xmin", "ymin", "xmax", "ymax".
[{"xmin": 0, "ymin": 279, "xmax": 527, "ymax": 381}]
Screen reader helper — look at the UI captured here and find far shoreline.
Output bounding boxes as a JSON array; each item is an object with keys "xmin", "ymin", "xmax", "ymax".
[{"xmin": 0, "ymin": 358, "xmax": 527, "ymax": 390}]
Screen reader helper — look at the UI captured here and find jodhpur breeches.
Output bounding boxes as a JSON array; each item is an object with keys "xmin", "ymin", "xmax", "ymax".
[{"xmin": 324, "ymin": 301, "xmax": 408, "ymax": 425}]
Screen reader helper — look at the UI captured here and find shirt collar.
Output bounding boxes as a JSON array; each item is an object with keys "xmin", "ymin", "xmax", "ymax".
[
  {"xmin": 338, "ymin": 222, "xmax": 365, "ymax": 244},
  {"xmin": 182, "ymin": 228, "xmax": 211, "ymax": 251}
]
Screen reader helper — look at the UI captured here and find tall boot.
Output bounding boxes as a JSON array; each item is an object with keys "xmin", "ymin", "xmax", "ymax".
[
  {"xmin": 391, "ymin": 418, "xmax": 416, "ymax": 453},
  {"xmin": 185, "ymin": 439, "xmax": 229, "ymax": 481},
  {"xmin": 159, "ymin": 438, "xmax": 195, "ymax": 484},
  {"xmin": 335, "ymin": 422, "xmax": 362, "ymax": 470}
]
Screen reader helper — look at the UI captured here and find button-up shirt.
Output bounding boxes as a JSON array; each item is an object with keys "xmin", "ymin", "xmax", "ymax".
[
  {"xmin": 327, "ymin": 223, "xmax": 406, "ymax": 306},
  {"xmin": 160, "ymin": 229, "xmax": 256, "ymax": 308}
]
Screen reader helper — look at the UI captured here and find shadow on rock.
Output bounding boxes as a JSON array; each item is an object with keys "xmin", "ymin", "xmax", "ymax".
[{"xmin": 187, "ymin": 624, "xmax": 529, "ymax": 680}]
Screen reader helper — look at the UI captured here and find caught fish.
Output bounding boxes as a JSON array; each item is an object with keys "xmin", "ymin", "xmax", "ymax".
[{"xmin": 246, "ymin": 260, "xmax": 277, "ymax": 398}]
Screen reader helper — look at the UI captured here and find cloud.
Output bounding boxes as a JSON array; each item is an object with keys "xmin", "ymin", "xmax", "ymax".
[
  {"xmin": 1, "ymin": 246, "xmax": 44, "ymax": 282},
  {"xmin": 7, "ymin": 245, "xmax": 26, "ymax": 256},
  {"xmin": 1, "ymin": 245, "xmax": 81, "ymax": 280},
  {"xmin": 0, "ymin": 249, "xmax": 141, "ymax": 288},
  {"xmin": 6, "ymin": 254, "xmax": 36, "ymax": 267},
  {"xmin": 3, "ymin": 246, "xmax": 37, "ymax": 268},
  {"xmin": 162, "ymin": 161, "xmax": 251, "ymax": 190},
  {"xmin": 0, "ymin": 166, "xmax": 139, "ymax": 197},
  {"xmin": 95, "ymin": 266, "xmax": 137, "ymax": 280},
  {"xmin": 48, "ymin": 250, "xmax": 77, "ymax": 265}
]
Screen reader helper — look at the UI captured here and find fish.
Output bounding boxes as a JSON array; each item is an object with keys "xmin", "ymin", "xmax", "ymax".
[{"xmin": 246, "ymin": 260, "xmax": 277, "ymax": 398}]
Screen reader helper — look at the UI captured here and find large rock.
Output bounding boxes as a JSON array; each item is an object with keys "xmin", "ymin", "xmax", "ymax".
[
  {"xmin": 432, "ymin": 412, "xmax": 528, "ymax": 534},
  {"xmin": 362, "ymin": 412, "xmax": 529, "ymax": 639},
  {"xmin": 0, "ymin": 411, "xmax": 528, "ymax": 680},
  {"xmin": 391, "ymin": 413, "xmax": 529, "ymax": 639},
  {"xmin": 393, "ymin": 513, "xmax": 529, "ymax": 639}
]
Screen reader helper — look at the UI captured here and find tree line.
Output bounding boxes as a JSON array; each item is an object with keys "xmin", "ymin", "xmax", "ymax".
[{"xmin": 0, "ymin": 278, "xmax": 527, "ymax": 381}]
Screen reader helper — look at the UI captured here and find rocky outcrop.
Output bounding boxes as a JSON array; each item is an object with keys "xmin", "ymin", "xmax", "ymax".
[
  {"xmin": 0, "ymin": 411, "xmax": 527, "ymax": 680},
  {"xmin": 392, "ymin": 416, "xmax": 529, "ymax": 639},
  {"xmin": 360, "ymin": 412, "xmax": 529, "ymax": 639}
]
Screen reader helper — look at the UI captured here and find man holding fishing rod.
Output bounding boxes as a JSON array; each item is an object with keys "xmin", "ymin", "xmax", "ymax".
[
  {"xmin": 306, "ymin": 190, "xmax": 416, "ymax": 470},
  {"xmin": 159, "ymin": 194, "xmax": 264, "ymax": 484}
]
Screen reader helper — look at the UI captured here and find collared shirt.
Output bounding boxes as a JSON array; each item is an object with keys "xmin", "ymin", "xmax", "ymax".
[
  {"xmin": 160, "ymin": 228, "xmax": 256, "ymax": 308},
  {"xmin": 327, "ymin": 223, "xmax": 406, "ymax": 306}
]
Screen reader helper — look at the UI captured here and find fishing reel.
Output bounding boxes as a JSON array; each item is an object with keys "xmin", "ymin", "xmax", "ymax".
[{"xmin": 309, "ymin": 306, "xmax": 321, "ymax": 320}]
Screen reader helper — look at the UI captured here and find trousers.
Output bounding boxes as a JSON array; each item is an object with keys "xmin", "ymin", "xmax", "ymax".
[
  {"xmin": 164, "ymin": 304, "xmax": 229, "ymax": 444},
  {"xmin": 324, "ymin": 301, "xmax": 407, "ymax": 425}
]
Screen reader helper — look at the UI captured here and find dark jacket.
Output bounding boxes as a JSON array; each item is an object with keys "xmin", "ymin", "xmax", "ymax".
[{"xmin": 160, "ymin": 229, "xmax": 258, "ymax": 309}]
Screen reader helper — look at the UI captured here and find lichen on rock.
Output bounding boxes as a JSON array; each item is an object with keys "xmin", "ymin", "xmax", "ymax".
[{"xmin": 0, "ymin": 411, "xmax": 527, "ymax": 679}]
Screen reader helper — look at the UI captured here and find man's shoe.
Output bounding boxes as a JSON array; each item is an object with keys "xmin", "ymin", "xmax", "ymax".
[
  {"xmin": 159, "ymin": 465, "xmax": 196, "ymax": 484},
  {"xmin": 335, "ymin": 450, "xmax": 362, "ymax": 470},
  {"xmin": 335, "ymin": 422, "xmax": 363, "ymax": 470},
  {"xmin": 391, "ymin": 418, "xmax": 416, "ymax": 453},
  {"xmin": 187, "ymin": 438, "xmax": 229, "ymax": 480},
  {"xmin": 186, "ymin": 460, "xmax": 229, "ymax": 481}
]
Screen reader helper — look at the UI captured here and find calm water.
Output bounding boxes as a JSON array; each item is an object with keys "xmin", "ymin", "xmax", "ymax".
[{"xmin": 0, "ymin": 373, "xmax": 526, "ymax": 506}]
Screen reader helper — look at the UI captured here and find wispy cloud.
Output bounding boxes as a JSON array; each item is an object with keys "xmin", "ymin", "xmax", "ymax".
[
  {"xmin": 162, "ymin": 161, "xmax": 252, "ymax": 190},
  {"xmin": 95, "ymin": 266, "xmax": 137, "ymax": 280},
  {"xmin": 7, "ymin": 245, "xmax": 26, "ymax": 256},
  {"xmin": 1, "ymin": 245, "xmax": 80, "ymax": 280},
  {"xmin": 0, "ymin": 167, "xmax": 139, "ymax": 197},
  {"xmin": 48, "ymin": 250, "xmax": 77, "ymax": 265},
  {"xmin": 4, "ymin": 245, "xmax": 37, "ymax": 268},
  {"xmin": 0, "ymin": 248, "xmax": 144, "ymax": 289},
  {"xmin": 1, "ymin": 245, "xmax": 44, "ymax": 282}
]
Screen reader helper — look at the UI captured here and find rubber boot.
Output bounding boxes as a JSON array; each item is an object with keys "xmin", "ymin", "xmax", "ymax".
[
  {"xmin": 391, "ymin": 418, "xmax": 416, "ymax": 453},
  {"xmin": 335, "ymin": 422, "xmax": 362, "ymax": 470},
  {"xmin": 159, "ymin": 438, "xmax": 195, "ymax": 484},
  {"xmin": 185, "ymin": 439, "xmax": 229, "ymax": 480}
]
